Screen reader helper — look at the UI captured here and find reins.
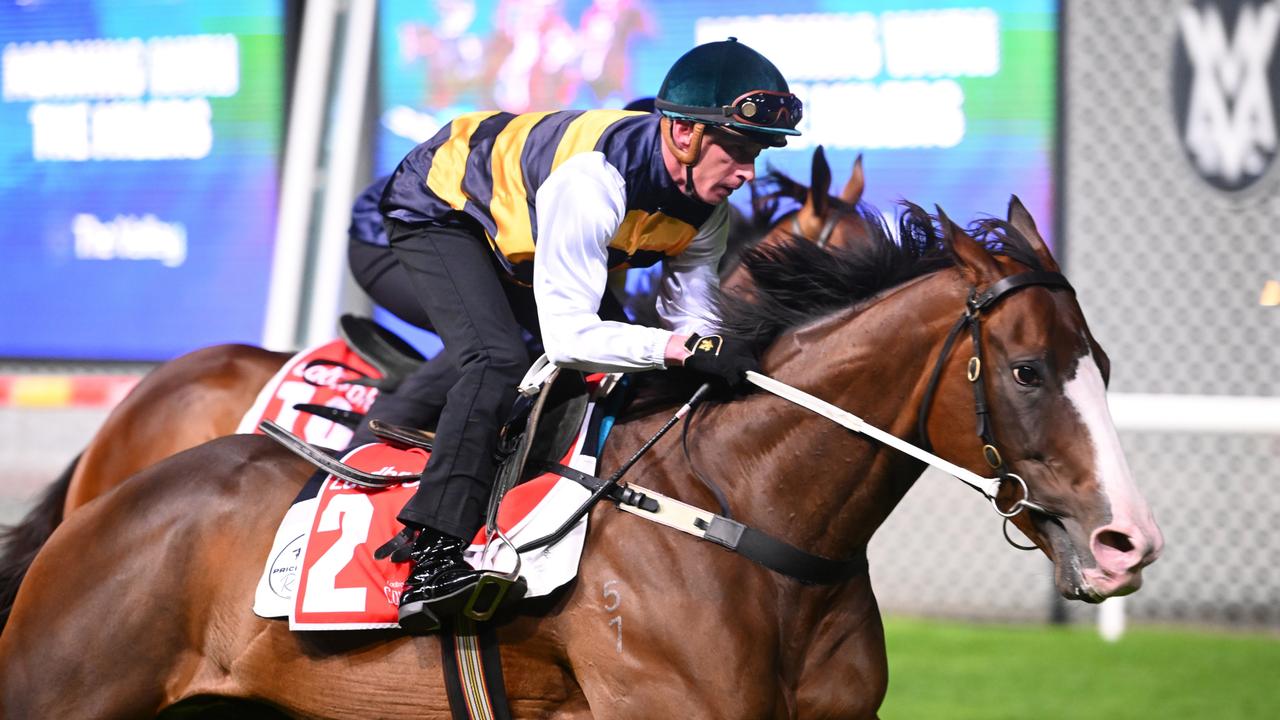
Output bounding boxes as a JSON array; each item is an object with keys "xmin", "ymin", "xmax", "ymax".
[
  {"xmin": 517, "ymin": 383, "xmax": 868, "ymax": 585},
  {"xmin": 747, "ymin": 269, "xmax": 1076, "ymax": 550}
]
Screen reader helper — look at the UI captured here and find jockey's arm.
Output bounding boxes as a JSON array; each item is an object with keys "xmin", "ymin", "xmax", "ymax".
[{"xmin": 533, "ymin": 152, "xmax": 725, "ymax": 372}]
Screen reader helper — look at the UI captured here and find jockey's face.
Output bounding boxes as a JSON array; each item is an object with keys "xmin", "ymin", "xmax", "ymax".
[
  {"xmin": 665, "ymin": 120, "xmax": 764, "ymax": 204},
  {"xmin": 695, "ymin": 128, "xmax": 764, "ymax": 203}
]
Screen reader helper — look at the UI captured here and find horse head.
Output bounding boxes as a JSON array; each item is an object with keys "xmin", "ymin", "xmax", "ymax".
[
  {"xmin": 767, "ymin": 146, "xmax": 870, "ymax": 252},
  {"xmin": 722, "ymin": 148, "xmax": 874, "ymax": 294},
  {"xmin": 921, "ymin": 199, "xmax": 1164, "ymax": 601},
  {"xmin": 789, "ymin": 146, "xmax": 867, "ymax": 245},
  {"xmin": 722, "ymin": 200, "xmax": 1162, "ymax": 604}
]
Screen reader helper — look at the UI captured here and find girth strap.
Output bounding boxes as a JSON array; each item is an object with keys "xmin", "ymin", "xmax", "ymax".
[
  {"xmin": 697, "ymin": 515, "xmax": 869, "ymax": 585},
  {"xmin": 611, "ymin": 478, "xmax": 868, "ymax": 585},
  {"xmin": 538, "ymin": 460, "xmax": 864, "ymax": 584},
  {"xmin": 440, "ymin": 617, "xmax": 512, "ymax": 720},
  {"xmin": 538, "ymin": 460, "xmax": 659, "ymax": 513}
]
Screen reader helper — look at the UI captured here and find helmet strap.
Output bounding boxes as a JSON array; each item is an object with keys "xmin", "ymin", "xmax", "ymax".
[{"xmin": 661, "ymin": 116, "xmax": 705, "ymax": 199}]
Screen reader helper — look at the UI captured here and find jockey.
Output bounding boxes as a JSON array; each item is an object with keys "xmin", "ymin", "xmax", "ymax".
[{"xmin": 361, "ymin": 38, "xmax": 803, "ymax": 630}]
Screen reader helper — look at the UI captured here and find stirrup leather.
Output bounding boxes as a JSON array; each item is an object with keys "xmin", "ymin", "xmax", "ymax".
[{"xmin": 368, "ymin": 419, "xmax": 436, "ymax": 451}]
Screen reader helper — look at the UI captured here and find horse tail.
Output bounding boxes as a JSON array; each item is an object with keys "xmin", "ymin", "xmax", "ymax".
[{"xmin": 0, "ymin": 453, "xmax": 77, "ymax": 635}]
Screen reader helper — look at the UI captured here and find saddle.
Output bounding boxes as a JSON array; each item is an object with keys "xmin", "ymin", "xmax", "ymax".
[
  {"xmin": 336, "ymin": 314, "xmax": 426, "ymax": 391},
  {"xmin": 259, "ymin": 360, "xmax": 630, "ymax": 626},
  {"xmin": 297, "ymin": 362, "xmax": 598, "ymax": 494},
  {"xmin": 235, "ymin": 316, "xmax": 430, "ymax": 447},
  {"xmin": 375, "ymin": 362, "xmax": 590, "ymax": 481}
]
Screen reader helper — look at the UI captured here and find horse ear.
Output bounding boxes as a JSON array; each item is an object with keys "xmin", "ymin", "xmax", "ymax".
[
  {"xmin": 804, "ymin": 145, "xmax": 831, "ymax": 218},
  {"xmin": 840, "ymin": 153, "xmax": 865, "ymax": 205},
  {"xmin": 937, "ymin": 205, "xmax": 1001, "ymax": 286},
  {"xmin": 1006, "ymin": 195, "xmax": 1060, "ymax": 272}
]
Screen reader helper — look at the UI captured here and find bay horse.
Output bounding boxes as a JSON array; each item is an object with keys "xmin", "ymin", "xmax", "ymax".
[
  {"xmin": 0, "ymin": 200, "xmax": 1162, "ymax": 718},
  {"xmin": 0, "ymin": 344, "xmax": 289, "ymax": 632},
  {"xmin": 0, "ymin": 148, "xmax": 875, "ymax": 632},
  {"xmin": 720, "ymin": 147, "xmax": 868, "ymax": 292}
]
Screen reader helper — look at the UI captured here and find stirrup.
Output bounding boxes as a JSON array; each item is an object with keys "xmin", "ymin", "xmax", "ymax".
[
  {"xmin": 404, "ymin": 570, "xmax": 522, "ymax": 627},
  {"xmin": 462, "ymin": 574, "xmax": 527, "ymax": 622},
  {"xmin": 397, "ymin": 600, "xmax": 443, "ymax": 635},
  {"xmin": 462, "ymin": 529, "xmax": 525, "ymax": 621}
]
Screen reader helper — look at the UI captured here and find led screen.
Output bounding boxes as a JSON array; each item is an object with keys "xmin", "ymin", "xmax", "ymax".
[
  {"xmin": 375, "ymin": 0, "xmax": 1057, "ymax": 348},
  {"xmin": 0, "ymin": 0, "xmax": 284, "ymax": 361},
  {"xmin": 374, "ymin": 0, "xmax": 1056, "ymax": 350}
]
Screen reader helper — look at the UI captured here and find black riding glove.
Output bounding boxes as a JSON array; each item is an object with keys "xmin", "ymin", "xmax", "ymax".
[{"xmin": 681, "ymin": 333, "xmax": 759, "ymax": 390}]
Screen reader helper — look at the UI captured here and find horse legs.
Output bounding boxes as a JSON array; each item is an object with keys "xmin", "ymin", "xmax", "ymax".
[{"xmin": 792, "ymin": 574, "xmax": 889, "ymax": 719}]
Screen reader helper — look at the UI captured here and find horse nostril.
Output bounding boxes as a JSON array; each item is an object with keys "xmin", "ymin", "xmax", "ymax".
[
  {"xmin": 1090, "ymin": 527, "xmax": 1146, "ymax": 574},
  {"xmin": 1097, "ymin": 530, "xmax": 1134, "ymax": 554}
]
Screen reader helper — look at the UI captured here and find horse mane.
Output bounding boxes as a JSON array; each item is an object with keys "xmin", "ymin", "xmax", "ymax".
[
  {"xmin": 748, "ymin": 168, "xmax": 810, "ymax": 232},
  {"xmin": 0, "ymin": 454, "xmax": 74, "ymax": 633},
  {"xmin": 622, "ymin": 201, "xmax": 1046, "ymax": 417},
  {"xmin": 718, "ymin": 201, "xmax": 1046, "ymax": 350}
]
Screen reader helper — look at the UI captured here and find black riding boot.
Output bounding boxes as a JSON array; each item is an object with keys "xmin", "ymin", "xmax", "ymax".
[{"xmin": 397, "ymin": 527, "xmax": 481, "ymax": 633}]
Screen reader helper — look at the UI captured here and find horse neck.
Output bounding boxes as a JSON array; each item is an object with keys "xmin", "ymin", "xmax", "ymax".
[{"xmin": 696, "ymin": 271, "xmax": 968, "ymax": 560}]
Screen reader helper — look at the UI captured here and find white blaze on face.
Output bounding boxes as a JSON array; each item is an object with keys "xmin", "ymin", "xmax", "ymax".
[{"xmin": 1063, "ymin": 353, "xmax": 1164, "ymax": 586}]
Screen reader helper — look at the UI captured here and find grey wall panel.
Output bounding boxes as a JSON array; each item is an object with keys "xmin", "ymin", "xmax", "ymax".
[
  {"xmin": 869, "ymin": 0, "xmax": 1278, "ymax": 630},
  {"xmin": 1064, "ymin": 0, "xmax": 1279, "ymax": 396}
]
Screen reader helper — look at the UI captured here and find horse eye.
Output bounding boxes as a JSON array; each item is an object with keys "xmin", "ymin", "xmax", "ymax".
[{"xmin": 1013, "ymin": 364, "xmax": 1043, "ymax": 387}]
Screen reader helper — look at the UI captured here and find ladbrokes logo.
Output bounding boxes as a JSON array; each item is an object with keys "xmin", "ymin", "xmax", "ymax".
[{"xmin": 1173, "ymin": 0, "xmax": 1280, "ymax": 191}]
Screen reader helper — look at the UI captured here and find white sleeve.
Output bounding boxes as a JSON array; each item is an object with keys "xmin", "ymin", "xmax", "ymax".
[
  {"xmin": 534, "ymin": 152, "xmax": 673, "ymax": 372},
  {"xmin": 655, "ymin": 202, "xmax": 728, "ymax": 334}
]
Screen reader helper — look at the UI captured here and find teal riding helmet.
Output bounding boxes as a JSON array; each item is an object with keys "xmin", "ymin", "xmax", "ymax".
[{"xmin": 655, "ymin": 37, "xmax": 802, "ymax": 148}]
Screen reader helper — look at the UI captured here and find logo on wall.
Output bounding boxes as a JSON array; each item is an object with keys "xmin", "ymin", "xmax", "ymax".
[{"xmin": 1173, "ymin": 0, "xmax": 1280, "ymax": 191}]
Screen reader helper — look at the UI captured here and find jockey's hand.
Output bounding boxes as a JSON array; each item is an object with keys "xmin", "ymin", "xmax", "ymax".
[{"xmin": 677, "ymin": 333, "xmax": 759, "ymax": 390}]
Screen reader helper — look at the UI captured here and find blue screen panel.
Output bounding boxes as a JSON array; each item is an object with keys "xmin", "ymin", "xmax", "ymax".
[{"xmin": 0, "ymin": 0, "xmax": 285, "ymax": 361}]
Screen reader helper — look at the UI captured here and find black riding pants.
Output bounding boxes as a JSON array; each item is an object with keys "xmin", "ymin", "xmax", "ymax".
[{"xmin": 348, "ymin": 218, "xmax": 536, "ymax": 541}]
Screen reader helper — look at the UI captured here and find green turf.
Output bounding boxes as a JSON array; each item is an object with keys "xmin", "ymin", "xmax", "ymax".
[{"xmin": 879, "ymin": 617, "xmax": 1280, "ymax": 720}]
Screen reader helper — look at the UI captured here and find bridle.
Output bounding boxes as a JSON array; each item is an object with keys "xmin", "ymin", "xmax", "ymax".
[
  {"xmin": 790, "ymin": 206, "xmax": 852, "ymax": 249},
  {"xmin": 915, "ymin": 270, "xmax": 1076, "ymax": 546}
]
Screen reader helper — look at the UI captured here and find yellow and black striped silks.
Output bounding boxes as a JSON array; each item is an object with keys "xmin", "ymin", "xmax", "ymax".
[{"xmin": 381, "ymin": 110, "xmax": 715, "ymax": 284}]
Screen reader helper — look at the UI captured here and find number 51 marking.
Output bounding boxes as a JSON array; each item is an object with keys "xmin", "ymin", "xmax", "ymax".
[{"xmin": 603, "ymin": 580, "xmax": 623, "ymax": 654}]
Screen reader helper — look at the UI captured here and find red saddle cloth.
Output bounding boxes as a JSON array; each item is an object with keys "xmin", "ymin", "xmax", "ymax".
[
  {"xmin": 235, "ymin": 338, "xmax": 381, "ymax": 450},
  {"xmin": 284, "ymin": 439, "xmax": 592, "ymax": 630}
]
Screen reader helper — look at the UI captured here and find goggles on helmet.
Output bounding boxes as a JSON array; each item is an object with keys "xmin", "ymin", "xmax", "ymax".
[
  {"xmin": 724, "ymin": 90, "xmax": 802, "ymax": 129},
  {"xmin": 655, "ymin": 89, "xmax": 803, "ymax": 132}
]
